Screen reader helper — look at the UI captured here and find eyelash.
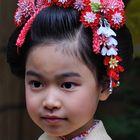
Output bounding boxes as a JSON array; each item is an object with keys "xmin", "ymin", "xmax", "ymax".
[
  {"xmin": 29, "ymin": 80, "xmax": 44, "ymax": 89},
  {"xmin": 27, "ymin": 80, "xmax": 79, "ymax": 91},
  {"xmin": 61, "ymin": 82, "xmax": 78, "ymax": 90}
]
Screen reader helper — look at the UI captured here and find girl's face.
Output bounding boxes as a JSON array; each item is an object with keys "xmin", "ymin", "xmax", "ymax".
[{"xmin": 25, "ymin": 45, "xmax": 108, "ymax": 138}]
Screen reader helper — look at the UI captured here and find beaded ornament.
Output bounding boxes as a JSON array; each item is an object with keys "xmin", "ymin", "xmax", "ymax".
[{"xmin": 14, "ymin": 0, "xmax": 126, "ymax": 93}]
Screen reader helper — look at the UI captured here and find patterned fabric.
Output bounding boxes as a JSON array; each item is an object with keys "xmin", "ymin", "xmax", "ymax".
[{"xmin": 38, "ymin": 120, "xmax": 112, "ymax": 140}]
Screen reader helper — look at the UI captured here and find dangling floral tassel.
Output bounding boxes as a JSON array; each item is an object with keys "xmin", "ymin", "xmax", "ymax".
[
  {"xmin": 92, "ymin": 28, "xmax": 100, "ymax": 54},
  {"xmin": 109, "ymin": 77, "xmax": 113, "ymax": 94},
  {"xmin": 16, "ymin": 6, "xmax": 45, "ymax": 49}
]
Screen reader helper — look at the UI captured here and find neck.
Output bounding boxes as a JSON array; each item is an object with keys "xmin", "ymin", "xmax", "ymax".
[{"xmin": 60, "ymin": 119, "xmax": 98, "ymax": 140}]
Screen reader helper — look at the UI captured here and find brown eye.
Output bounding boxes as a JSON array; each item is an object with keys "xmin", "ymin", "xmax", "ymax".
[
  {"xmin": 61, "ymin": 82, "xmax": 77, "ymax": 89},
  {"xmin": 29, "ymin": 80, "xmax": 43, "ymax": 89}
]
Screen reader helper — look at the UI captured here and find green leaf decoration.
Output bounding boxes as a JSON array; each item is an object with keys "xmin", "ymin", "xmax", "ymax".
[{"xmin": 91, "ymin": 2, "xmax": 101, "ymax": 12}]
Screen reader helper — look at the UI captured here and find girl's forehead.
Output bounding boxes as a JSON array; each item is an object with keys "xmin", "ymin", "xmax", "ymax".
[
  {"xmin": 26, "ymin": 44, "xmax": 95, "ymax": 80},
  {"xmin": 27, "ymin": 44, "xmax": 83, "ymax": 69},
  {"xmin": 28, "ymin": 40, "xmax": 82, "ymax": 63}
]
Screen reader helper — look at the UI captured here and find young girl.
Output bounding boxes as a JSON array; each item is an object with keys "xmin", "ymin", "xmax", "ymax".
[{"xmin": 6, "ymin": 0, "xmax": 133, "ymax": 139}]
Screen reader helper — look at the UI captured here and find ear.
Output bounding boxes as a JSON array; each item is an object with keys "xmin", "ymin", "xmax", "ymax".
[
  {"xmin": 99, "ymin": 89, "xmax": 110, "ymax": 101},
  {"xmin": 98, "ymin": 76, "xmax": 110, "ymax": 101}
]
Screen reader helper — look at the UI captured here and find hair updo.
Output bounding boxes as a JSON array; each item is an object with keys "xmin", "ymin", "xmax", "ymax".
[{"xmin": 6, "ymin": 6, "xmax": 133, "ymax": 88}]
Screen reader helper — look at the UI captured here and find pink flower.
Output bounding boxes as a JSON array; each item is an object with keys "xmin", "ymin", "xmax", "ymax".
[
  {"xmin": 80, "ymin": 10, "xmax": 100, "ymax": 28},
  {"xmin": 74, "ymin": 0, "xmax": 85, "ymax": 11},
  {"xmin": 106, "ymin": 8, "xmax": 125, "ymax": 29}
]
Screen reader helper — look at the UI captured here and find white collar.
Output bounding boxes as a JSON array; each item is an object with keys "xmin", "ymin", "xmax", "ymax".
[{"xmin": 38, "ymin": 120, "xmax": 112, "ymax": 140}]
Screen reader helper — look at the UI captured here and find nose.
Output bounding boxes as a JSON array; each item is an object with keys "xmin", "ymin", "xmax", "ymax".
[{"xmin": 42, "ymin": 87, "xmax": 62, "ymax": 111}]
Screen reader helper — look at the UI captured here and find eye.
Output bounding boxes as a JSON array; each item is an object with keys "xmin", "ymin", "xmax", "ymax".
[
  {"xmin": 29, "ymin": 80, "xmax": 44, "ymax": 89},
  {"xmin": 61, "ymin": 82, "xmax": 77, "ymax": 90}
]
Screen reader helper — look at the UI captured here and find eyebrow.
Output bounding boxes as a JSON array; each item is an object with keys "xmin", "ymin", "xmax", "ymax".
[
  {"xmin": 57, "ymin": 72, "xmax": 81, "ymax": 78},
  {"xmin": 26, "ymin": 70, "xmax": 44, "ymax": 79},
  {"xmin": 26, "ymin": 70, "xmax": 81, "ymax": 79}
]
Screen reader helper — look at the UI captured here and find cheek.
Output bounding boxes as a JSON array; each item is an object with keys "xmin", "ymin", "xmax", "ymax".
[
  {"xmin": 25, "ymin": 88, "xmax": 39, "ymax": 120},
  {"xmin": 66, "ymin": 91, "xmax": 99, "ymax": 120}
]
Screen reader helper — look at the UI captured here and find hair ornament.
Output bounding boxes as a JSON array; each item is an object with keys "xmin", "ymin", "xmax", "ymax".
[
  {"xmin": 16, "ymin": 6, "xmax": 45, "ymax": 48},
  {"xmin": 74, "ymin": 0, "xmax": 86, "ymax": 11},
  {"xmin": 14, "ymin": 0, "xmax": 35, "ymax": 27},
  {"xmin": 14, "ymin": 0, "xmax": 126, "ymax": 92}
]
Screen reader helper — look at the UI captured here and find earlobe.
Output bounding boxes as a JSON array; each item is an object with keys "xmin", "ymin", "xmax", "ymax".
[{"xmin": 99, "ymin": 89, "xmax": 110, "ymax": 101}]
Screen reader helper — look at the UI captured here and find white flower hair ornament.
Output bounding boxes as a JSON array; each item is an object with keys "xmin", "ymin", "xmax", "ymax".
[{"xmin": 14, "ymin": 0, "xmax": 126, "ymax": 94}]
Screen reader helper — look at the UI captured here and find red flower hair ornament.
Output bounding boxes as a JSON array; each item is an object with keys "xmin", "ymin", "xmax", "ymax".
[{"xmin": 14, "ymin": 0, "xmax": 126, "ymax": 94}]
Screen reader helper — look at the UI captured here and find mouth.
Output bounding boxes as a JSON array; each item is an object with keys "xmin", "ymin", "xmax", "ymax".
[{"xmin": 41, "ymin": 115, "xmax": 67, "ymax": 124}]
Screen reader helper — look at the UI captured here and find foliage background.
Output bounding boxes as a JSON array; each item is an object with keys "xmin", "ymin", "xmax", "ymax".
[{"xmin": 126, "ymin": 0, "xmax": 140, "ymax": 56}]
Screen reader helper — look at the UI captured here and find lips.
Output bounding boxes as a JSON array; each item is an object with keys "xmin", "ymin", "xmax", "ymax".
[{"xmin": 41, "ymin": 115, "xmax": 67, "ymax": 124}]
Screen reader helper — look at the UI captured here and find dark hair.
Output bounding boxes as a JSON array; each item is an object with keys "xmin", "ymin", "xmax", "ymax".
[{"xmin": 6, "ymin": 6, "xmax": 133, "ymax": 88}]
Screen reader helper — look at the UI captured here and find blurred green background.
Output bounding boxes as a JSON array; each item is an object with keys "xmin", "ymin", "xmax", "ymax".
[
  {"xmin": 126, "ymin": 0, "xmax": 140, "ymax": 56},
  {"xmin": 0, "ymin": 0, "xmax": 140, "ymax": 140}
]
